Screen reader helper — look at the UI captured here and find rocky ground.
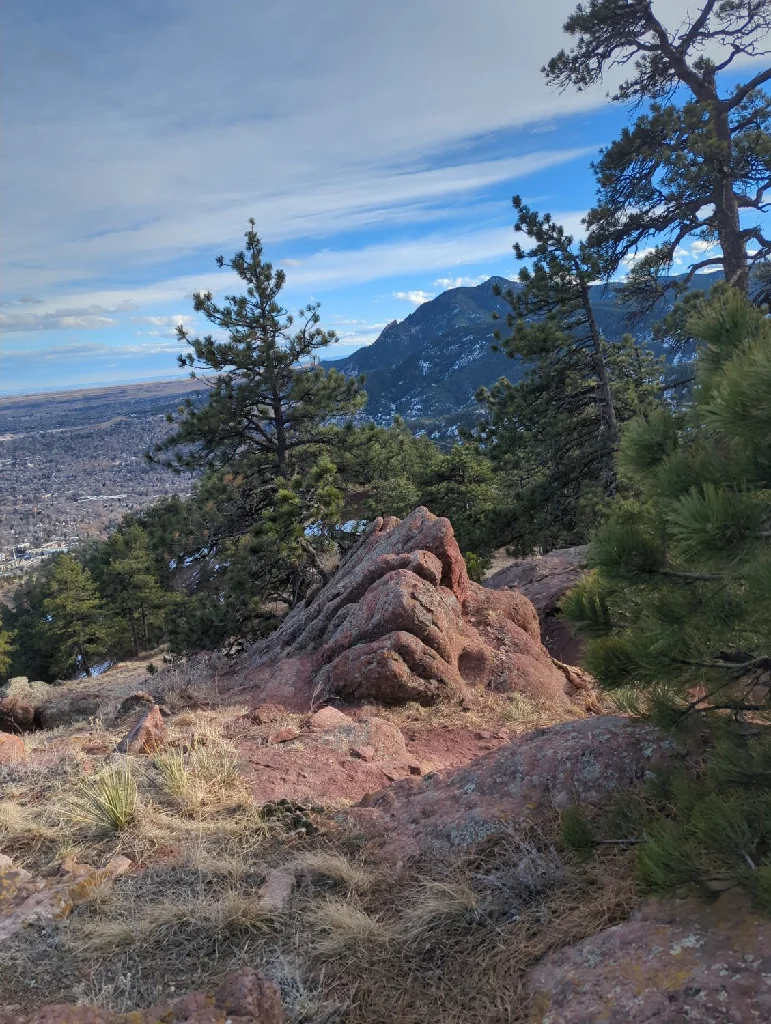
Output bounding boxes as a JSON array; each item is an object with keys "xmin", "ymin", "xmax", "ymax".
[{"xmin": 2, "ymin": 510, "xmax": 769, "ymax": 1023}]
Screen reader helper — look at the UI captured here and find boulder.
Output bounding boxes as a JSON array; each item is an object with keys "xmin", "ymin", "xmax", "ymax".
[
  {"xmin": 485, "ymin": 545, "xmax": 589, "ymax": 663},
  {"xmin": 115, "ymin": 704, "xmax": 167, "ymax": 755},
  {"xmin": 35, "ymin": 693, "xmax": 101, "ymax": 730},
  {"xmin": 249, "ymin": 508, "xmax": 591, "ymax": 710},
  {"xmin": 0, "ymin": 733, "xmax": 25, "ymax": 764},
  {"xmin": 113, "ymin": 690, "xmax": 156, "ymax": 720},
  {"xmin": 0, "ymin": 967, "xmax": 284, "ymax": 1023},
  {"xmin": 355, "ymin": 716, "xmax": 679, "ymax": 860},
  {"xmin": 0, "ymin": 698, "xmax": 35, "ymax": 734},
  {"xmin": 0, "ymin": 854, "xmax": 131, "ymax": 944},
  {"xmin": 528, "ymin": 890, "xmax": 771, "ymax": 1023}
]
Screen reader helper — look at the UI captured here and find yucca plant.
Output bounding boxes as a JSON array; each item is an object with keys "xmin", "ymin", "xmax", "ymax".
[{"xmin": 74, "ymin": 763, "xmax": 138, "ymax": 833}]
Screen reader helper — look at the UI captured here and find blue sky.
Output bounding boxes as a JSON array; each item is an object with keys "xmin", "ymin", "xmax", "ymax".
[{"xmin": 0, "ymin": 0, "xmax": 764, "ymax": 393}]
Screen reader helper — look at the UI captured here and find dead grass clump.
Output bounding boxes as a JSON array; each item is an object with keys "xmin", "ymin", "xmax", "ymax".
[
  {"xmin": 292, "ymin": 850, "xmax": 373, "ymax": 892},
  {"xmin": 81, "ymin": 890, "xmax": 276, "ymax": 954},
  {"xmin": 152, "ymin": 738, "xmax": 247, "ymax": 816},
  {"xmin": 308, "ymin": 898, "xmax": 393, "ymax": 961},
  {"xmin": 399, "ymin": 879, "xmax": 481, "ymax": 949},
  {"xmin": 296, "ymin": 826, "xmax": 637, "ymax": 1024}
]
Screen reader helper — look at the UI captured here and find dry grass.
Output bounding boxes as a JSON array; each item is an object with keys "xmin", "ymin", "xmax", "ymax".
[
  {"xmin": 0, "ymin": 669, "xmax": 642, "ymax": 1024},
  {"xmin": 376, "ymin": 689, "xmax": 579, "ymax": 736},
  {"xmin": 307, "ymin": 899, "xmax": 392, "ymax": 960},
  {"xmin": 291, "ymin": 851, "xmax": 373, "ymax": 892},
  {"xmin": 0, "ymin": 778, "xmax": 640, "ymax": 1024}
]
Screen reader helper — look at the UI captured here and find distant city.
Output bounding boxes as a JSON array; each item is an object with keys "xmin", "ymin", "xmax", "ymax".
[{"xmin": 0, "ymin": 379, "xmax": 202, "ymax": 579}]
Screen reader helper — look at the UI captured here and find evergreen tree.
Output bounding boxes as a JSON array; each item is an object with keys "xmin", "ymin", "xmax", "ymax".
[
  {"xmin": 563, "ymin": 289, "xmax": 771, "ymax": 903},
  {"xmin": 0, "ymin": 628, "xmax": 13, "ymax": 682},
  {"xmin": 334, "ymin": 419, "xmax": 439, "ymax": 523},
  {"xmin": 546, "ymin": 0, "xmax": 771, "ymax": 298},
  {"xmin": 4, "ymin": 573, "xmax": 56, "ymax": 682},
  {"xmin": 418, "ymin": 444, "xmax": 500, "ymax": 560},
  {"xmin": 478, "ymin": 200, "xmax": 662, "ymax": 552},
  {"xmin": 97, "ymin": 524, "xmax": 172, "ymax": 657},
  {"xmin": 43, "ymin": 555, "xmax": 112, "ymax": 678},
  {"xmin": 154, "ymin": 221, "xmax": 366, "ymax": 616}
]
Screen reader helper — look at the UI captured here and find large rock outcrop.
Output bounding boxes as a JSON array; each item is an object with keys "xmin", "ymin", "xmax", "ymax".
[
  {"xmin": 354, "ymin": 716, "xmax": 679, "ymax": 860},
  {"xmin": 528, "ymin": 890, "xmax": 771, "ymax": 1023},
  {"xmin": 247, "ymin": 508, "xmax": 593, "ymax": 710},
  {"xmin": 485, "ymin": 545, "xmax": 589, "ymax": 663}
]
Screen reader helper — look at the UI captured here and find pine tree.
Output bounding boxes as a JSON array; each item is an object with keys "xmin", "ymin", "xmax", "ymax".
[
  {"xmin": 4, "ymin": 574, "xmax": 57, "ymax": 682},
  {"xmin": 0, "ymin": 628, "xmax": 13, "ymax": 682},
  {"xmin": 43, "ymin": 555, "xmax": 112, "ymax": 678},
  {"xmin": 154, "ymin": 221, "xmax": 366, "ymax": 615},
  {"xmin": 546, "ymin": 0, "xmax": 771, "ymax": 299},
  {"xmin": 477, "ymin": 200, "xmax": 662, "ymax": 552},
  {"xmin": 418, "ymin": 444, "xmax": 499, "ymax": 560},
  {"xmin": 98, "ymin": 524, "xmax": 172, "ymax": 657},
  {"xmin": 563, "ymin": 288, "xmax": 771, "ymax": 904}
]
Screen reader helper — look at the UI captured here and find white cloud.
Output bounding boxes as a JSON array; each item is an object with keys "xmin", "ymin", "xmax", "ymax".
[
  {"xmin": 434, "ymin": 274, "xmax": 488, "ymax": 289},
  {"xmin": 2, "ymin": 0, "xmax": 614, "ymax": 299},
  {"xmin": 394, "ymin": 290, "xmax": 434, "ymax": 305},
  {"xmin": 0, "ymin": 301, "xmax": 137, "ymax": 333}
]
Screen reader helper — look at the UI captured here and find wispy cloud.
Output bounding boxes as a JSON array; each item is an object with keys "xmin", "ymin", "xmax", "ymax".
[{"xmin": 0, "ymin": 301, "xmax": 138, "ymax": 333}]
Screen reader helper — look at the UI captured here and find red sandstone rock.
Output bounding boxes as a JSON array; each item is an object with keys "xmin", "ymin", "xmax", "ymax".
[
  {"xmin": 268, "ymin": 727, "xmax": 301, "ymax": 744},
  {"xmin": 528, "ymin": 890, "xmax": 771, "ymax": 1023},
  {"xmin": 113, "ymin": 690, "xmax": 155, "ymax": 720},
  {"xmin": 485, "ymin": 545, "xmax": 588, "ymax": 663},
  {"xmin": 35, "ymin": 692, "xmax": 102, "ymax": 730},
  {"xmin": 0, "ymin": 733, "xmax": 25, "ymax": 764},
  {"xmin": 354, "ymin": 716, "xmax": 678, "ymax": 861},
  {"xmin": 115, "ymin": 704, "xmax": 167, "ymax": 754},
  {"xmin": 0, "ymin": 855, "xmax": 131, "ymax": 944},
  {"xmin": 248, "ymin": 508, "xmax": 591, "ymax": 710},
  {"xmin": 351, "ymin": 744, "xmax": 375, "ymax": 761},
  {"xmin": 309, "ymin": 706, "xmax": 351, "ymax": 730},
  {"xmin": 0, "ymin": 698, "xmax": 35, "ymax": 734},
  {"xmin": 0, "ymin": 967, "xmax": 284, "ymax": 1023}
]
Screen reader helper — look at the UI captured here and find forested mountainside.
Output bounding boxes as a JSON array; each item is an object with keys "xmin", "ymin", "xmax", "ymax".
[{"xmin": 326, "ymin": 274, "xmax": 716, "ymax": 422}]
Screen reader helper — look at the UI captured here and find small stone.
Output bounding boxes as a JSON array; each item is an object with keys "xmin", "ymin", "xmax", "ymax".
[
  {"xmin": 476, "ymin": 730, "xmax": 493, "ymax": 740},
  {"xmin": 0, "ymin": 696, "xmax": 36, "ymax": 734},
  {"xmin": 351, "ymin": 744, "xmax": 376, "ymax": 762},
  {"xmin": 114, "ymin": 691, "xmax": 155, "ymax": 720},
  {"xmin": 309, "ymin": 706, "xmax": 351, "ymax": 731},
  {"xmin": 115, "ymin": 704, "xmax": 167, "ymax": 755},
  {"xmin": 269, "ymin": 727, "xmax": 301, "ymax": 745}
]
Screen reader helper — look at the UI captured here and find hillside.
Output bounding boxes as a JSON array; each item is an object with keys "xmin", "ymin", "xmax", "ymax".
[{"xmin": 325, "ymin": 274, "xmax": 716, "ymax": 423}]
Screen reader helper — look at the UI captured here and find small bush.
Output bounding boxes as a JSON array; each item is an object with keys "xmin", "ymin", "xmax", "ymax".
[{"xmin": 74, "ymin": 764, "xmax": 138, "ymax": 833}]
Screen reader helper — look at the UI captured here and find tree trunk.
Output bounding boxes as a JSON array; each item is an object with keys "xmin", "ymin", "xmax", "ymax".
[
  {"xmin": 712, "ymin": 103, "xmax": 748, "ymax": 294},
  {"xmin": 79, "ymin": 646, "xmax": 92, "ymax": 677},
  {"xmin": 581, "ymin": 282, "xmax": 618, "ymax": 495},
  {"xmin": 141, "ymin": 603, "xmax": 149, "ymax": 649}
]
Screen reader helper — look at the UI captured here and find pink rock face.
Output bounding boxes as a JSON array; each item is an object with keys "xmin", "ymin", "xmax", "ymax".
[
  {"xmin": 249, "ymin": 508, "xmax": 590, "ymax": 709},
  {"xmin": 354, "ymin": 716, "xmax": 678, "ymax": 861},
  {"xmin": 484, "ymin": 545, "xmax": 589, "ymax": 663},
  {"xmin": 0, "ymin": 967, "xmax": 285, "ymax": 1023},
  {"xmin": 528, "ymin": 891, "xmax": 771, "ymax": 1023},
  {"xmin": 0, "ymin": 733, "xmax": 25, "ymax": 764},
  {"xmin": 115, "ymin": 704, "xmax": 167, "ymax": 755}
]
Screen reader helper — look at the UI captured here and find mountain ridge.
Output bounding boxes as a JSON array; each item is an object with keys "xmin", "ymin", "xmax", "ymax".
[{"xmin": 324, "ymin": 273, "xmax": 716, "ymax": 423}]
